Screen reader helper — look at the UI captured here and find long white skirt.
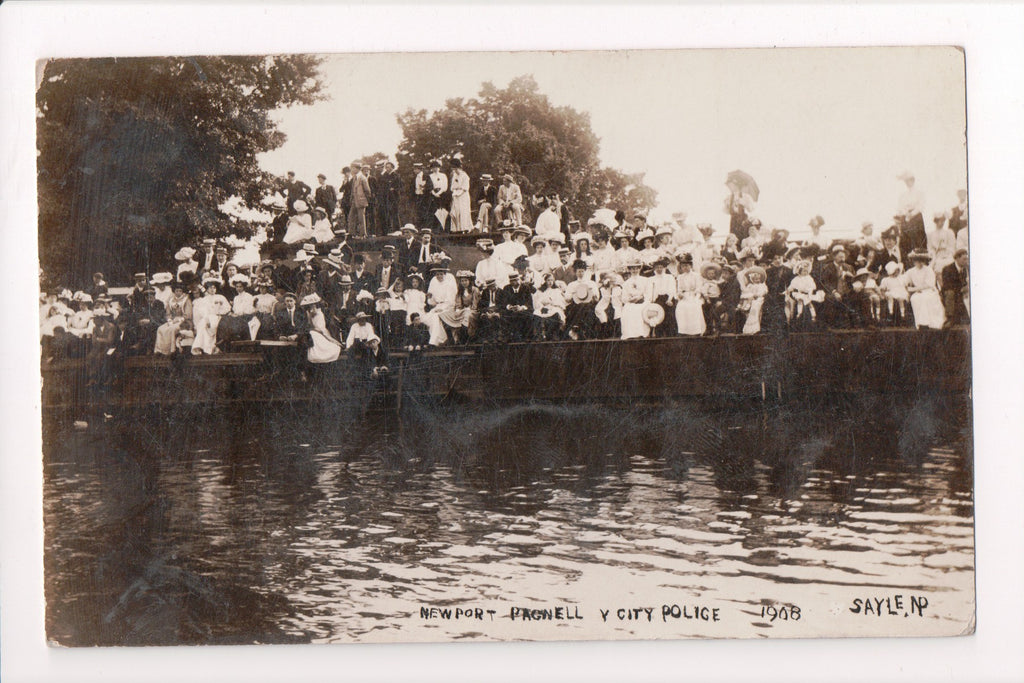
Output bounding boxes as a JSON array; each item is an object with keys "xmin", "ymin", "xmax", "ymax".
[
  {"xmin": 154, "ymin": 320, "xmax": 182, "ymax": 355},
  {"xmin": 742, "ymin": 296, "xmax": 765, "ymax": 334},
  {"xmin": 307, "ymin": 329, "xmax": 342, "ymax": 363},
  {"xmin": 450, "ymin": 192, "xmax": 473, "ymax": 232},
  {"xmin": 620, "ymin": 303, "xmax": 650, "ymax": 339},
  {"xmin": 191, "ymin": 315, "xmax": 221, "ymax": 354},
  {"xmin": 420, "ymin": 311, "xmax": 449, "ymax": 345},
  {"xmin": 910, "ymin": 289, "xmax": 945, "ymax": 329},
  {"xmin": 675, "ymin": 297, "xmax": 706, "ymax": 336}
]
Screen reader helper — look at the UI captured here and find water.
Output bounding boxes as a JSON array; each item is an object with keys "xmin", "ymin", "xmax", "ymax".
[{"xmin": 43, "ymin": 397, "xmax": 974, "ymax": 645}]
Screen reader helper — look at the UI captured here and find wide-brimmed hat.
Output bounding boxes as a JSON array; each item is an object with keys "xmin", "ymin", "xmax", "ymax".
[
  {"xmin": 546, "ymin": 232, "xmax": 565, "ymax": 244},
  {"xmin": 700, "ymin": 262, "xmax": 722, "ymax": 280},
  {"xmin": 339, "ymin": 274, "xmax": 353, "ymax": 285},
  {"xmin": 293, "ymin": 200, "xmax": 309, "ymax": 212},
  {"xmin": 570, "ymin": 231, "xmax": 591, "ymax": 245},
  {"xmin": 401, "ymin": 223, "xmax": 418, "ymax": 233},
  {"xmin": 72, "ymin": 291, "xmax": 92, "ymax": 303},
  {"xmin": 480, "ymin": 173, "xmax": 493, "ymax": 180},
  {"xmin": 229, "ymin": 273, "xmax": 251, "ymax": 286},
  {"xmin": 530, "ymin": 235, "xmax": 548, "ymax": 246},
  {"xmin": 642, "ymin": 303, "xmax": 665, "ymax": 327},
  {"xmin": 830, "ymin": 243, "xmax": 847, "ymax": 255},
  {"xmin": 746, "ymin": 265, "xmax": 767, "ymax": 282},
  {"xmin": 636, "ymin": 228, "xmax": 655, "ymax": 243},
  {"xmin": 354, "ymin": 311, "xmax": 370, "ymax": 320},
  {"xmin": 907, "ymin": 249, "xmax": 931, "ymax": 262},
  {"xmin": 202, "ymin": 274, "xmax": 223, "ymax": 286},
  {"xmin": 884, "ymin": 261, "xmax": 902, "ymax": 275},
  {"xmin": 513, "ymin": 225, "xmax": 532, "ymax": 237},
  {"xmin": 456, "ymin": 270, "xmax": 474, "ymax": 279},
  {"xmin": 853, "ymin": 267, "xmax": 874, "ymax": 280},
  {"xmin": 174, "ymin": 247, "xmax": 196, "ymax": 261},
  {"xmin": 374, "ymin": 287, "xmax": 389, "ymax": 297},
  {"xmin": 655, "ymin": 225, "xmax": 674, "ymax": 238},
  {"xmin": 294, "ymin": 249, "xmax": 314, "ymax": 262},
  {"xmin": 151, "ymin": 272, "xmax": 174, "ymax": 285},
  {"xmin": 299, "ymin": 293, "xmax": 322, "ymax": 307},
  {"xmin": 676, "ymin": 251, "xmax": 694, "ymax": 266}
]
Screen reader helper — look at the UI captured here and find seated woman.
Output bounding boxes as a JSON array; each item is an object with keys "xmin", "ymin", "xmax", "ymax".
[
  {"xmin": 594, "ymin": 272, "xmax": 624, "ymax": 339},
  {"xmin": 301, "ymin": 293, "xmax": 342, "ymax": 363},
  {"xmin": 905, "ymin": 250, "xmax": 945, "ymax": 329},
  {"xmin": 67, "ymin": 292, "xmax": 95, "ymax": 340},
  {"xmin": 674, "ymin": 253, "xmax": 705, "ymax": 336},
  {"xmin": 637, "ymin": 229, "xmax": 660, "ymax": 271},
  {"xmin": 532, "ymin": 272, "xmax": 566, "ymax": 341},
  {"xmin": 86, "ymin": 305, "xmax": 120, "ymax": 386},
  {"xmin": 647, "ymin": 257, "xmax": 677, "ymax": 337},
  {"xmin": 564, "ymin": 259, "xmax": 600, "ymax": 339},
  {"xmin": 252, "ymin": 277, "xmax": 279, "ymax": 340},
  {"xmin": 452, "ymin": 270, "xmax": 480, "ymax": 344},
  {"xmin": 191, "ymin": 275, "xmax": 231, "ymax": 355},
  {"xmin": 218, "ymin": 273, "xmax": 257, "ymax": 347},
  {"xmin": 619, "ymin": 258, "xmax": 651, "ymax": 339},
  {"xmin": 386, "ymin": 277, "xmax": 409, "ymax": 348},
  {"xmin": 154, "ymin": 280, "xmax": 194, "ymax": 355}
]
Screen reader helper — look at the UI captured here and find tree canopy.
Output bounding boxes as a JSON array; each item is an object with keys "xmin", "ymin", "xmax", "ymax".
[
  {"xmin": 395, "ymin": 75, "xmax": 657, "ymax": 227},
  {"xmin": 37, "ymin": 56, "xmax": 323, "ymax": 285}
]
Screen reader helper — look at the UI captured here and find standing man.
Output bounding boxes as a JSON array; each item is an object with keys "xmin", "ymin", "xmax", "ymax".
[
  {"xmin": 347, "ymin": 163, "xmax": 372, "ymax": 238},
  {"xmin": 313, "ymin": 173, "xmax": 337, "ymax": 218},
  {"xmin": 380, "ymin": 161, "xmax": 402, "ymax": 234},
  {"xmin": 412, "ymin": 162, "xmax": 432, "ymax": 229},
  {"xmin": 475, "ymin": 173, "xmax": 498, "ymax": 232},
  {"xmin": 337, "ymin": 166, "xmax": 353, "ymax": 232},
  {"xmin": 897, "ymin": 171, "xmax": 927, "ymax": 260},
  {"xmin": 282, "ymin": 171, "xmax": 311, "ymax": 215},
  {"xmin": 496, "ymin": 174, "xmax": 523, "ymax": 226}
]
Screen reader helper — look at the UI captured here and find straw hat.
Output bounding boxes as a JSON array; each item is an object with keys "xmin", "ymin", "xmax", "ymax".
[{"xmin": 642, "ymin": 303, "xmax": 665, "ymax": 327}]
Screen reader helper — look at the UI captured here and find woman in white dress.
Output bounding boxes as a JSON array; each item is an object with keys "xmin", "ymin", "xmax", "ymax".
[
  {"xmin": 301, "ymin": 293, "xmax": 342, "ymax": 363},
  {"xmin": 619, "ymin": 259, "xmax": 651, "ymax": 339},
  {"xmin": 282, "ymin": 200, "xmax": 314, "ymax": 244},
  {"xmin": 905, "ymin": 250, "xmax": 945, "ymax": 329},
  {"xmin": 191, "ymin": 276, "xmax": 231, "ymax": 355},
  {"xmin": 154, "ymin": 281, "xmax": 193, "ymax": 355},
  {"xmin": 448, "ymin": 158, "xmax": 473, "ymax": 233},
  {"xmin": 175, "ymin": 247, "xmax": 199, "ymax": 281},
  {"xmin": 740, "ymin": 266, "xmax": 769, "ymax": 334},
  {"xmin": 674, "ymin": 253, "xmax": 706, "ymax": 336}
]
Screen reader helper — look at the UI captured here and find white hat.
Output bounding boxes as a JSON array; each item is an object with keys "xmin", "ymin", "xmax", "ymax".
[
  {"xmin": 151, "ymin": 272, "xmax": 174, "ymax": 285},
  {"xmin": 174, "ymin": 247, "xmax": 196, "ymax": 261},
  {"xmin": 229, "ymin": 273, "xmax": 251, "ymax": 286},
  {"xmin": 635, "ymin": 228, "xmax": 655, "ymax": 243},
  {"xmin": 299, "ymin": 293, "xmax": 322, "ymax": 307},
  {"xmin": 294, "ymin": 200, "xmax": 309, "ymax": 212},
  {"xmin": 655, "ymin": 225, "xmax": 674, "ymax": 238}
]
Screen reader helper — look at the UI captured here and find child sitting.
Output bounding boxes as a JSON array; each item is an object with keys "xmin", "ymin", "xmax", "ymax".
[{"xmin": 879, "ymin": 261, "xmax": 909, "ymax": 327}]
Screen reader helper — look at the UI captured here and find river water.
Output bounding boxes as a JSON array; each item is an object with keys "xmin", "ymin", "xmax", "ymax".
[{"xmin": 43, "ymin": 395, "xmax": 974, "ymax": 646}]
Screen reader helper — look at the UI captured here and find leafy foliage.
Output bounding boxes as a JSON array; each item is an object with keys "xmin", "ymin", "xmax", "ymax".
[
  {"xmin": 395, "ymin": 75, "xmax": 656, "ymax": 226},
  {"xmin": 37, "ymin": 56, "xmax": 323, "ymax": 285}
]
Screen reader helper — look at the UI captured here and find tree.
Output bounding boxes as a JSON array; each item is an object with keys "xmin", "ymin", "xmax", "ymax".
[
  {"xmin": 37, "ymin": 56, "xmax": 324, "ymax": 285},
  {"xmin": 394, "ymin": 75, "xmax": 656, "ymax": 227}
]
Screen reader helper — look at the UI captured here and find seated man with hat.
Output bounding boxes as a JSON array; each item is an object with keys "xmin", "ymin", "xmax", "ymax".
[
  {"xmin": 125, "ymin": 286, "xmax": 167, "ymax": 355},
  {"xmin": 495, "ymin": 174, "xmax": 524, "ymax": 226},
  {"xmin": 397, "ymin": 223, "xmax": 420, "ymax": 273},
  {"xmin": 414, "ymin": 228, "xmax": 443, "ymax": 269},
  {"xmin": 475, "ymin": 278, "xmax": 504, "ymax": 343},
  {"xmin": 375, "ymin": 245, "xmax": 403, "ymax": 291},
  {"xmin": 475, "ymin": 173, "xmax": 498, "ymax": 231},
  {"xmin": 819, "ymin": 243, "xmax": 856, "ymax": 329},
  {"xmin": 498, "ymin": 270, "xmax": 536, "ymax": 342}
]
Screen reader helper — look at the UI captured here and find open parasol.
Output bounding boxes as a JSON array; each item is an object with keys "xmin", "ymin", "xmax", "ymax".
[{"xmin": 725, "ymin": 170, "xmax": 760, "ymax": 202}]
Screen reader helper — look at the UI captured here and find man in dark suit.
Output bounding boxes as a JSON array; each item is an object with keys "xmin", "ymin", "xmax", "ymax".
[
  {"xmin": 274, "ymin": 292, "xmax": 309, "ymax": 340},
  {"xmin": 475, "ymin": 174, "xmax": 498, "ymax": 231},
  {"xmin": 375, "ymin": 247, "xmax": 403, "ymax": 291},
  {"xmin": 397, "ymin": 224, "xmax": 420, "ymax": 273},
  {"xmin": 282, "ymin": 171, "xmax": 311, "ymax": 215},
  {"xmin": 941, "ymin": 249, "xmax": 970, "ymax": 326},
  {"xmin": 475, "ymin": 278, "xmax": 503, "ymax": 343},
  {"xmin": 337, "ymin": 167, "xmax": 353, "ymax": 230},
  {"xmin": 126, "ymin": 287, "xmax": 167, "ymax": 355},
  {"xmin": 498, "ymin": 271, "xmax": 535, "ymax": 342},
  {"xmin": 313, "ymin": 173, "xmax": 337, "ymax": 217},
  {"xmin": 413, "ymin": 229, "xmax": 443, "ymax": 269},
  {"xmin": 350, "ymin": 254, "xmax": 377, "ymax": 295},
  {"xmin": 380, "ymin": 161, "xmax": 402, "ymax": 234},
  {"xmin": 819, "ymin": 244, "xmax": 856, "ymax": 329}
]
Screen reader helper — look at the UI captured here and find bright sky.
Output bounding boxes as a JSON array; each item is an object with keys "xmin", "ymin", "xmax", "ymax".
[{"xmin": 259, "ymin": 48, "xmax": 966, "ymax": 240}]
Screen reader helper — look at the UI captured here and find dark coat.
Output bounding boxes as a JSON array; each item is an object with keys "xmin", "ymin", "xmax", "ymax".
[
  {"xmin": 314, "ymin": 184, "xmax": 338, "ymax": 215},
  {"xmin": 274, "ymin": 306, "xmax": 309, "ymax": 338},
  {"xmin": 941, "ymin": 262, "xmax": 969, "ymax": 298},
  {"xmin": 375, "ymin": 262, "xmax": 403, "ymax": 291},
  {"xmin": 498, "ymin": 283, "xmax": 534, "ymax": 311},
  {"xmin": 819, "ymin": 261, "xmax": 855, "ymax": 298}
]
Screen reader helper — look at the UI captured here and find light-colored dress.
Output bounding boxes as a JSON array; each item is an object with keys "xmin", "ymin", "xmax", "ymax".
[
  {"xmin": 154, "ymin": 293, "xmax": 192, "ymax": 355},
  {"xmin": 449, "ymin": 169, "xmax": 472, "ymax": 232},
  {"xmin": 191, "ymin": 293, "xmax": 230, "ymax": 354},
  {"xmin": 905, "ymin": 265, "xmax": 945, "ymax": 329},
  {"xmin": 533, "ymin": 286, "xmax": 567, "ymax": 324},
  {"xmin": 674, "ymin": 270, "xmax": 706, "ymax": 335},
  {"xmin": 283, "ymin": 213, "xmax": 314, "ymax": 244},
  {"xmin": 307, "ymin": 308, "xmax": 342, "ymax": 363},
  {"xmin": 619, "ymin": 275, "xmax": 650, "ymax": 339},
  {"xmin": 741, "ymin": 282, "xmax": 768, "ymax": 334}
]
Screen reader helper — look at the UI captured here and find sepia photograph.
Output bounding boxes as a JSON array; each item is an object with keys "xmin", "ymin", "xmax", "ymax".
[
  {"xmin": 6, "ymin": 3, "xmax": 1024, "ymax": 682},
  {"xmin": 35, "ymin": 46, "xmax": 975, "ymax": 647}
]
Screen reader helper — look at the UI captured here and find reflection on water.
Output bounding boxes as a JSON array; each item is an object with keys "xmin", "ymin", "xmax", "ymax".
[{"xmin": 43, "ymin": 395, "xmax": 973, "ymax": 645}]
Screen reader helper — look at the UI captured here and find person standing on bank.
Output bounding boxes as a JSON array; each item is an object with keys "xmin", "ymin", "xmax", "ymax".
[
  {"xmin": 428, "ymin": 160, "xmax": 450, "ymax": 231},
  {"xmin": 948, "ymin": 189, "xmax": 968, "ymax": 235},
  {"xmin": 412, "ymin": 162, "xmax": 432, "ymax": 229},
  {"xmin": 314, "ymin": 173, "xmax": 337, "ymax": 218},
  {"xmin": 347, "ymin": 163, "xmax": 372, "ymax": 238},
  {"xmin": 380, "ymin": 161, "xmax": 402, "ymax": 234},
  {"xmin": 337, "ymin": 166, "xmax": 353, "ymax": 231},
  {"xmin": 897, "ymin": 171, "xmax": 927, "ymax": 260},
  {"xmin": 448, "ymin": 158, "xmax": 473, "ymax": 233}
]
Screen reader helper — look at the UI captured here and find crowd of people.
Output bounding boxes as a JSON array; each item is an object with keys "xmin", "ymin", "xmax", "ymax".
[{"xmin": 39, "ymin": 163, "xmax": 970, "ymax": 380}]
